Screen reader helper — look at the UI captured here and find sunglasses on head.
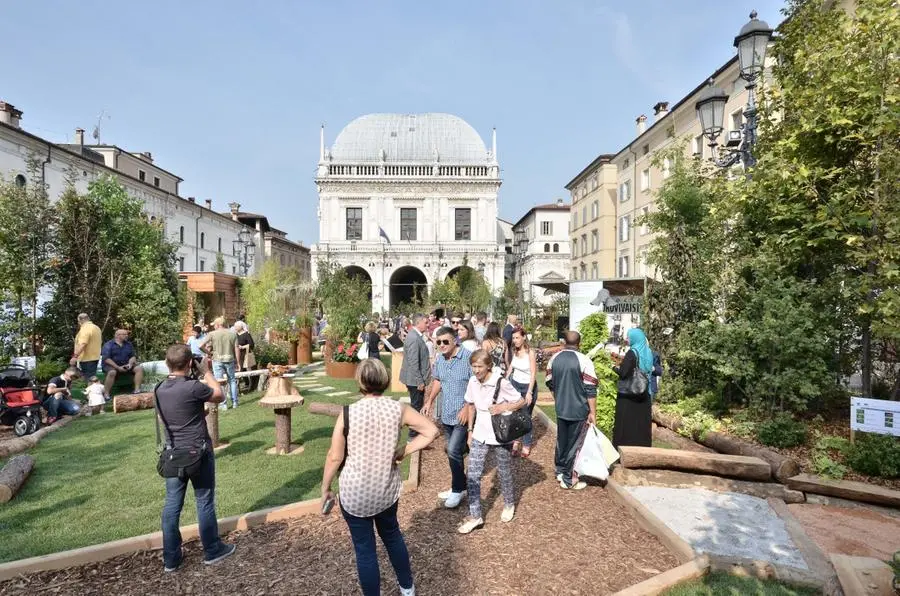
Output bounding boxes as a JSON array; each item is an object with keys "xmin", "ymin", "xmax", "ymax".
[{"xmin": 436, "ymin": 339, "xmax": 453, "ymax": 346}]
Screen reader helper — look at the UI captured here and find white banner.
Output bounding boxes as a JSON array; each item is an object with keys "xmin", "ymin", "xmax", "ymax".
[
  {"xmin": 569, "ymin": 281, "xmax": 605, "ymax": 333},
  {"xmin": 850, "ymin": 396, "xmax": 900, "ymax": 437}
]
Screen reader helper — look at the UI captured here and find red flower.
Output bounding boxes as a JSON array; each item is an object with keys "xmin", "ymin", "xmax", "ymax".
[
  {"xmin": 350, "ymin": 343, "xmax": 358, "ymax": 351},
  {"xmin": 337, "ymin": 344, "xmax": 345, "ymax": 353}
]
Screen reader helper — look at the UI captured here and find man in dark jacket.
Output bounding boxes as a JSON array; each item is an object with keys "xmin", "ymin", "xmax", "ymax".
[
  {"xmin": 156, "ymin": 344, "xmax": 235, "ymax": 572},
  {"xmin": 546, "ymin": 331, "xmax": 597, "ymax": 490},
  {"xmin": 399, "ymin": 314, "xmax": 431, "ymax": 438}
]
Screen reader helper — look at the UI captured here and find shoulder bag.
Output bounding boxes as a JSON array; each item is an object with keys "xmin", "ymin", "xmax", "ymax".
[
  {"xmin": 155, "ymin": 381, "xmax": 207, "ymax": 479},
  {"xmin": 616, "ymin": 353, "xmax": 649, "ymax": 397},
  {"xmin": 491, "ymin": 377, "xmax": 532, "ymax": 444}
]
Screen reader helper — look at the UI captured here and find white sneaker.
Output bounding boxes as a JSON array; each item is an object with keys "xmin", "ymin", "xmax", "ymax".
[
  {"xmin": 438, "ymin": 489, "xmax": 454, "ymax": 500},
  {"xmin": 399, "ymin": 584, "xmax": 416, "ymax": 596},
  {"xmin": 560, "ymin": 479, "xmax": 587, "ymax": 490},
  {"xmin": 457, "ymin": 517, "xmax": 484, "ymax": 534},
  {"xmin": 556, "ymin": 473, "xmax": 563, "ymax": 483},
  {"xmin": 443, "ymin": 491, "xmax": 465, "ymax": 508},
  {"xmin": 500, "ymin": 505, "xmax": 515, "ymax": 522}
]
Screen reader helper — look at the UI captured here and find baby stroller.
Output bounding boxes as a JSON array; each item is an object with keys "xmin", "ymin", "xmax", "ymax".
[{"xmin": 0, "ymin": 364, "xmax": 42, "ymax": 436}]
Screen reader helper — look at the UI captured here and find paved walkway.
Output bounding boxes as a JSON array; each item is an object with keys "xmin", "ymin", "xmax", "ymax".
[{"xmin": 0, "ymin": 423, "xmax": 678, "ymax": 595}]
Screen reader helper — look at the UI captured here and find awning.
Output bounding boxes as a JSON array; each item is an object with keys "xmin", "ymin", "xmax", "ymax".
[{"xmin": 530, "ymin": 277, "xmax": 652, "ymax": 296}]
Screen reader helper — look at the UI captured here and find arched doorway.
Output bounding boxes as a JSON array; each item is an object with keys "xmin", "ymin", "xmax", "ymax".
[
  {"xmin": 447, "ymin": 265, "xmax": 480, "ymax": 280},
  {"xmin": 343, "ymin": 266, "xmax": 372, "ymax": 300},
  {"xmin": 389, "ymin": 266, "xmax": 427, "ymax": 311}
]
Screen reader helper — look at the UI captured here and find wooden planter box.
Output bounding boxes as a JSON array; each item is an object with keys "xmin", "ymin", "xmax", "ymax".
[
  {"xmin": 297, "ymin": 327, "xmax": 313, "ymax": 364},
  {"xmin": 326, "ymin": 360, "xmax": 358, "ymax": 379},
  {"xmin": 288, "ymin": 340, "xmax": 298, "ymax": 366}
]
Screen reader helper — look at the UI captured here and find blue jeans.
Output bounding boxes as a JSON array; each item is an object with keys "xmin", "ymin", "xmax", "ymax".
[
  {"xmin": 42, "ymin": 396, "xmax": 81, "ymax": 418},
  {"xmin": 509, "ymin": 379, "xmax": 536, "ymax": 447},
  {"xmin": 212, "ymin": 360, "xmax": 238, "ymax": 407},
  {"xmin": 442, "ymin": 423, "xmax": 468, "ymax": 493},
  {"xmin": 341, "ymin": 500, "xmax": 413, "ymax": 595},
  {"xmin": 161, "ymin": 449, "xmax": 227, "ymax": 568},
  {"xmin": 78, "ymin": 360, "xmax": 99, "ymax": 377}
]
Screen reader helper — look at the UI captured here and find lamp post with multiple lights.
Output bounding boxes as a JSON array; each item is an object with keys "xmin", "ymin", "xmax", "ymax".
[{"xmin": 232, "ymin": 226, "xmax": 256, "ymax": 276}]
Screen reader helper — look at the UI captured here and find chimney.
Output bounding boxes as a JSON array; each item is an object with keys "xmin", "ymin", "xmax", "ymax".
[
  {"xmin": 228, "ymin": 202, "xmax": 241, "ymax": 221},
  {"xmin": 556, "ymin": 198, "xmax": 564, "ymax": 207},
  {"xmin": 187, "ymin": 197, "xmax": 196, "ymax": 203},
  {"xmin": 142, "ymin": 151, "xmax": 153, "ymax": 162},
  {"xmin": 74, "ymin": 128, "xmax": 84, "ymax": 146},
  {"xmin": 636, "ymin": 114, "xmax": 647, "ymax": 136},
  {"xmin": 205, "ymin": 199, "xmax": 213, "ymax": 210},
  {"xmin": 653, "ymin": 101, "xmax": 670, "ymax": 120},
  {"xmin": 0, "ymin": 101, "xmax": 23, "ymax": 129}
]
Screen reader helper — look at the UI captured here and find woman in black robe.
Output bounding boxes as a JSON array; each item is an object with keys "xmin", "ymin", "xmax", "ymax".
[{"xmin": 612, "ymin": 328, "xmax": 653, "ymax": 448}]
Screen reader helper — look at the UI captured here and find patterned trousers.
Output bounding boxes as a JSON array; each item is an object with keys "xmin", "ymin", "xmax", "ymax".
[{"xmin": 466, "ymin": 439, "xmax": 515, "ymax": 519}]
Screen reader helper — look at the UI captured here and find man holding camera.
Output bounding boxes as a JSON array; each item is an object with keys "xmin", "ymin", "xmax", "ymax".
[{"xmin": 156, "ymin": 344, "xmax": 235, "ymax": 572}]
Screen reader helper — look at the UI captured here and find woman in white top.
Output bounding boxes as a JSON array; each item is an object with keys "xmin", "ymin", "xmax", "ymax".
[
  {"xmin": 457, "ymin": 320, "xmax": 479, "ymax": 352},
  {"xmin": 322, "ymin": 359, "xmax": 439, "ymax": 596},
  {"xmin": 458, "ymin": 349, "xmax": 525, "ymax": 535},
  {"xmin": 506, "ymin": 327, "xmax": 538, "ymax": 457}
]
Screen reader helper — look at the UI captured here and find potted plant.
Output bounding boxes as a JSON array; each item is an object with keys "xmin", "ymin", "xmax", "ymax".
[
  {"xmin": 326, "ymin": 342, "xmax": 360, "ymax": 378},
  {"xmin": 315, "ymin": 260, "xmax": 372, "ymax": 375}
]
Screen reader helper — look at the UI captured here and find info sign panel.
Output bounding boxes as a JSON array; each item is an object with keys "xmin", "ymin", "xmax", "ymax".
[{"xmin": 850, "ymin": 397, "xmax": 900, "ymax": 437}]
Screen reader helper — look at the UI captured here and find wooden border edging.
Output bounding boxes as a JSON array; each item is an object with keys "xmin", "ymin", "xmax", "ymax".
[
  {"xmin": 534, "ymin": 405, "xmax": 557, "ymax": 435},
  {"xmin": 612, "ymin": 557, "xmax": 709, "ymax": 596},
  {"xmin": 706, "ymin": 554, "xmax": 832, "ymax": 592},
  {"xmin": 402, "ymin": 450, "xmax": 421, "ymax": 494},
  {"xmin": 766, "ymin": 497, "xmax": 837, "ymax": 587}
]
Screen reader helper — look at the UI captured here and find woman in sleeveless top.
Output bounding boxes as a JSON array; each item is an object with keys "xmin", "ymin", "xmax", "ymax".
[
  {"xmin": 506, "ymin": 326, "xmax": 538, "ymax": 457},
  {"xmin": 321, "ymin": 359, "xmax": 438, "ymax": 596},
  {"xmin": 481, "ymin": 322, "xmax": 508, "ymax": 373}
]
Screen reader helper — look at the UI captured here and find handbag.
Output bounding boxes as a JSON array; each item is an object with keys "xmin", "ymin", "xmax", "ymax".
[
  {"xmin": 244, "ymin": 351, "xmax": 257, "ymax": 369},
  {"xmin": 617, "ymin": 354, "xmax": 649, "ymax": 396},
  {"xmin": 154, "ymin": 382, "xmax": 207, "ymax": 479},
  {"xmin": 357, "ymin": 334, "xmax": 370, "ymax": 360},
  {"xmin": 491, "ymin": 376, "xmax": 533, "ymax": 444}
]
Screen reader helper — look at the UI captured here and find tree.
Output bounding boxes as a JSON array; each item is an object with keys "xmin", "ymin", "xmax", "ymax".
[
  {"xmin": 315, "ymin": 260, "xmax": 371, "ymax": 344},
  {"xmin": 241, "ymin": 260, "xmax": 313, "ymax": 338}
]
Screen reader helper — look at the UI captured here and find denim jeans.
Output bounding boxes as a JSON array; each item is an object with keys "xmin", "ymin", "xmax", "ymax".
[
  {"xmin": 406, "ymin": 385, "xmax": 425, "ymax": 439},
  {"xmin": 43, "ymin": 396, "xmax": 81, "ymax": 418},
  {"xmin": 341, "ymin": 500, "xmax": 413, "ymax": 595},
  {"xmin": 212, "ymin": 360, "xmax": 238, "ymax": 407},
  {"xmin": 161, "ymin": 449, "xmax": 227, "ymax": 568},
  {"xmin": 442, "ymin": 423, "xmax": 468, "ymax": 493},
  {"xmin": 509, "ymin": 379, "xmax": 537, "ymax": 447}
]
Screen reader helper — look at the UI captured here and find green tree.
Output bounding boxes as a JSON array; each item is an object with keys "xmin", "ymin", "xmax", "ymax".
[{"xmin": 315, "ymin": 260, "xmax": 371, "ymax": 344}]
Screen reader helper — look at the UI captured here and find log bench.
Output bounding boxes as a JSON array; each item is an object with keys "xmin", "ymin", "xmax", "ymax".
[
  {"xmin": 0, "ymin": 455, "xmax": 34, "ymax": 503},
  {"xmin": 618, "ymin": 446, "xmax": 772, "ymax": 481},
  {"xmin": 611, "ymin": 467, "xmax": 805, "ymax": 503},
  {"xmin": 786, "ymin": 473, "xmax": 900, "ymax": 508}
]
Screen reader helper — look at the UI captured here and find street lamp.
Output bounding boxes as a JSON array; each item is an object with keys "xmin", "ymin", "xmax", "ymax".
[
  {"xmin": 695, "ymin": 10, "xmax": 773, "ymax": 170},
  {"xmin": 232, "ymin": 226, "xmax": 256, "ymax": 276}
]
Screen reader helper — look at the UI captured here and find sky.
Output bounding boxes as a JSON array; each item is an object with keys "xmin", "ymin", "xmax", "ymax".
[{"xmin": 1, "ymin": 0, "xmax": 786, "ymax": 243}]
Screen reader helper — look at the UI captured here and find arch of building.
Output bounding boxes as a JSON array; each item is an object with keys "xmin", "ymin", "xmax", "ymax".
[
  {"xmin": 344, "ymin": 265, "xmax": 373, "ymax": 300},
  {"xmin": 389, "ymin": 266, "xmax": 427, "ymax": 311},
  {"xmin": 446, "ymin": 265, "xmax": 483, "ymax": 281}
]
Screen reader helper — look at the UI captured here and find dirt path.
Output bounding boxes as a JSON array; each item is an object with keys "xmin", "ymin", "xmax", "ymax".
[
  {"xmin": 788, "ymin": 503, "xmax": 900, "ymax": 561},
  {"xmin": 0, "ymin": 422, "xmax": 678, "ymax": 595}
]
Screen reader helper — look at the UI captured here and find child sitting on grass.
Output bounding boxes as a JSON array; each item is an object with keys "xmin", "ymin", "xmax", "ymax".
[{"xmin": 85, "ymin": 376, "xmax": 107, "ymax": 416}]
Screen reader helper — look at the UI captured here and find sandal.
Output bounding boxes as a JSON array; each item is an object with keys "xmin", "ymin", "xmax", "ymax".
[
  {"xmin": 511, "ymin": 440, "xmax": 521, "ymax": 455},
  {"xmin": 520, "ymin": 446, "xmax": 531, "ymax": 458}
]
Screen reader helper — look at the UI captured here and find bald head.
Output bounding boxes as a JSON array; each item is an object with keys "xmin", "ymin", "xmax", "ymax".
[{"xmin": 564, "ymin": 331, "xmax": 581, "ymax": 348}]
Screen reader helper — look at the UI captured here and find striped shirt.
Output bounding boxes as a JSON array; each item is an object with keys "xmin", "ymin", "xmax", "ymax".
[{"xmin": 433, "ymin": 347, "xmax": 473, "ymax": 425}]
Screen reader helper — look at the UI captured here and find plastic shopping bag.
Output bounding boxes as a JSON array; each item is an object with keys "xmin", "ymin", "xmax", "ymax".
[
  {"xmin": 597, "ymin": 427, "xmax": 619, "ymax": 466},
  {"xmin": 574, "ymin": 424, "xmax": 611, "ymax": 481}
]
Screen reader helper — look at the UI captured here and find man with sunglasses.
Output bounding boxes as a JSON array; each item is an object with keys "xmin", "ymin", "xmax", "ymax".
[{"xmin": 422, "ymin": 326, "xmax": 472, "ymax": 509}]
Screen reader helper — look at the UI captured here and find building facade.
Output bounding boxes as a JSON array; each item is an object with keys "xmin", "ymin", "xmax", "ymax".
[
  {"xmin": 312, "ymin": 113, "xmax": 505, "ymax": 313},
  {"xmin": 0, "ymin": 100, "xmax": 251, "ymax": 275},
  {"xmin": 511, "ymin": 200, "xmax": 571, "ymax": 305}
]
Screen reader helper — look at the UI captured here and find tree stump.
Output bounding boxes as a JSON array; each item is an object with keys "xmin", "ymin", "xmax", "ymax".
[
  {"xmin": 264, "ymin": 375, "xmax": 298, "ymax": 399},
  {"xmin": 112, "ymin": 392, "xmax": 154, "ymax": 413},
  {"xmin": 205, "ymin": 403, "xmax": 229, "ymax": 451},
  {"xmin": 0, "ymin": 455, "xmax": 35, "ymax": 503},
  {"xmin": 259, "ymin": 394, "xmax": 305, "ymax": 455}
]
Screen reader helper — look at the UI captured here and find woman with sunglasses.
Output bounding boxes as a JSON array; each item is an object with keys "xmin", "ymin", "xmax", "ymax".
[{"xmin": 507, "ymin": 326, "xmax": 538, "ymax": 457}]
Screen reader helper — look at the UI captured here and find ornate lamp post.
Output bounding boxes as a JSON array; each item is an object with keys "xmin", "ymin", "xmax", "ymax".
[
  {"xmin": 232, "ymin": 226, "xmax": 256, "ymax": 276},
  {"xmin": 695, "ymin": 10, "xmax": 773, "ymax": 170}
]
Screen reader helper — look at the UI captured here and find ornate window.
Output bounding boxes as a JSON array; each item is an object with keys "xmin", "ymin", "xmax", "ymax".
[
  {"xmin": 400, "ymin": 208, "xmax": 417, "ymax": 241},
  {"xmin": 544, "ymin": 243, "xmax": 550, "ymax": 253},
  {"xmin": 179, "ymin": 226, "xmax": 185, "ymax": 243},
  {"xmin": 346, "ymin": 207, "xmax": 362, "ymax": 240},
  {"xmin": 455, "ymin": 208, "xmax": 471, "ymax": 240},
  {"xmin": 553, "ymin": 243, "xmax": 559, "ymax": 253}
]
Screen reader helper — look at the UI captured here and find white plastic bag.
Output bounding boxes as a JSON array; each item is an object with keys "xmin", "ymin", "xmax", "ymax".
[
  {"xmin": 575, "ymin": 424, "xmax": 614, "ymax": 480},
  {"xmin": 357, "ymin": 334, "xmax": 370, "ymax": 360}
]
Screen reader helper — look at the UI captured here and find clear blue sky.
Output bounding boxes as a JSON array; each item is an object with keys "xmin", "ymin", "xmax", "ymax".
[{"xmin": 1, "ymin": 0, "xmax": 785, "ymax": 243}]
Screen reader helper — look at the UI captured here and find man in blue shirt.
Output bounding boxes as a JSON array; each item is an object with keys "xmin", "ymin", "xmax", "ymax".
[
  {"xmin": 101, "ymin": 328, "xmax": 144, "ymax": 395},
  {"xmin": 422, "ymin": 326, "xmax": 472, "ymax": 509}
]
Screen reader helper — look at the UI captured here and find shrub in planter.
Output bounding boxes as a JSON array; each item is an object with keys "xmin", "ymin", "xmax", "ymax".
[
  {"xmin": 332, "ymin": 343, "xmax": 360, "ymax": 363},
  {"xmin": 845, "ymin": 433, "xmax": 900, "ymax": 479},
  {"xmin": 756, "ymin": 415, "xmax": 808, "ymax": 448},
  {"xmin": 591, "ymin": 350, "xmax": 619, "ymax": 437},
  {"xmin": 255, "ymin": 341, "xmax": 289, "ymax": 368}
]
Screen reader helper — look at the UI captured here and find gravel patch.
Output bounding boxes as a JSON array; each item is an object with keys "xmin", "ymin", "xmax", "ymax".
[{"xmin": 626, "ymin": 486, "xmax": 808, "ymax": 569}]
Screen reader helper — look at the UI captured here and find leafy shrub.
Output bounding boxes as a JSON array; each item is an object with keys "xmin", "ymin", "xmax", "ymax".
[
  {"xmin": 655, "ymin": 377, "xmax": 686, "ymax": 404},
  {"xmin": 677, "ymin": 411, "xmax": 720, "ymax": 442},
  {"xmin": 813, "ymin": 434, "xmax": 850, "ymax": 455},
  {"xmin": 33, "ymin": 359, "xmax": 66, "ymax": 384},
  {"xmin": 591, "ymin": 350, "xmax": 619, "ymax": 437},
  {"xmin": 845, "ymin": 433, "xmax": 900, "ymax": 479},
  {"xmin": 578, "ymin": 312, "xmax": 609, "ymax": 355},
  {"xmin": 255, "ymin": 341, "xmax": 289, "ymax": 368},
  {"xmin": 811, "ymin": 452, "xmax": 847, "ymax": 480},
  {"xmin": 756, "ymin": 415, "xmax": 808, "ymax": 448}
]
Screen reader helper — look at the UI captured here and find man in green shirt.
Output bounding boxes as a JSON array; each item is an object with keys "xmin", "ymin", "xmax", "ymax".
[{"xmin": 199, "ymin": 317, "xmax": 240, "ymax": 409}]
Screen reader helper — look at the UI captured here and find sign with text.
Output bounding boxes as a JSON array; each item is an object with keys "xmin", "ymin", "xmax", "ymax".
[
  {"xmin": 602, "ymin": 296, "xmax": 643, "ymax": 315},
  {"xmin": 850, "ymin": 397, "xmax": 900, "ymax": 437}
]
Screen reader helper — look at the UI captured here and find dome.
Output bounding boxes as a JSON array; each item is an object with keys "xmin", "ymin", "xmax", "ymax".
[{"xmin": 329, "ymin": 113, "xmax": 492, "ymax": 164}]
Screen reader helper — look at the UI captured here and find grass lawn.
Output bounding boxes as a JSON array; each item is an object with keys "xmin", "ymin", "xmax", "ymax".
[
  {"xmin": 663, "ymin": 572, "xmax": 819, "ymax": 595},
  {"xmin": 538, "ymin": 404, "xmax": 557, "ymax": 424},
  {"xmin": 0, "ymin": 367, "xmax": 408, "ymax": 563}
]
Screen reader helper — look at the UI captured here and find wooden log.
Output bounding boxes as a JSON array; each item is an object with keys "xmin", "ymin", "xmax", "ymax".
[
  {"xmin": 652, "ymin": 425, "xmax": 715, "ymax": 453},
  {"xmin": 0, "ymin": 413, "xmax": 80, "ymax": 459},
  {"xmin": 274, "ymin": 409, "xmax": 291, "ymax": 454},
  {"xmin": 651, "ymin": 405, "xmax": 800, "ymax": 483},
  {"xmin": 205, "ymin": 403, "xmax": 221, "ymax": 448},
  {"xmin": 618, "ymin": 446, "xmax": 772, "ymax": 481},
  {"xmin": 307, "ymin": 402, "xmax": 342, "ymax": 417},
  {"xmin": 112, "ymin": 392, "xmax": 155, "ymax": 413},
  {"xmin": 786, "ymin": 473, "xmax": 900, "ymax": 508},
  {"xmin": 0, "ymin": 455, "xmax": 35, "ymax": 503},
  {"xmin": 611, "ymin": 467, "xmax": 805, "ymax": 503}
]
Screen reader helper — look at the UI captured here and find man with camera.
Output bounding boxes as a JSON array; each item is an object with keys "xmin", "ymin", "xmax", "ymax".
[{"xmin": 156, "ymin": 344, "xmax": 235, "ymax": 572}]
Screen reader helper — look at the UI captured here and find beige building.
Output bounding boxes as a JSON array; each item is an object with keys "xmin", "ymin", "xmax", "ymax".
[
  {"xmin": 226, "ymin": 203, "xmax": 311, "ymax": 280},
  {"xmin": 567, "ymin": 54, "xmax": 750, "ymax": 281}
]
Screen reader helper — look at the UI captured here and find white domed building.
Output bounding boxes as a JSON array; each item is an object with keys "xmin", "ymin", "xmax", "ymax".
[{"xmin": 313, "ymin": 113, "xmax": 507, "ymax": 313}]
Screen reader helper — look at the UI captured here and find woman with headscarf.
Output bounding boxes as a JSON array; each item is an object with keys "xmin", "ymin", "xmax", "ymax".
[{"xmin": 612, "ymin": 327, "xmax": 653, "ymax": 448}]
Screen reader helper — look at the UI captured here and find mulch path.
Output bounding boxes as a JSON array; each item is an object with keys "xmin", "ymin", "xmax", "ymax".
[{"xmin": 0, "ymin": 421, "xmax": 679, "ymax": 595}]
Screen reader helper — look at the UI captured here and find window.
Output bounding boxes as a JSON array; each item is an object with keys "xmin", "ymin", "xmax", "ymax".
[
  {"xmin": 572, "ymin": 239, "xmax": 578, "ymax": 258},
  {"xmin": 580, "ymin": 263, "xmax": 587, "ymax": 279},
  {"xmin": 153, "ymin": 176, "xmax": 160, "ymax": 187},
  {"xmin": 179, "ymin": 226, "xmax": 184, "ymax": 243},
  {"xmin": 619, "ymin": 255, "xmax": 630, "ymax": 277},
  {"xmin": 218, "ymin": 237, "xmax": 222, "ymax": 252},
  {"xmin": 639, "ymin": 249, "xmax": 649, "ymax": 276},
  {"xmin": 693, "ymin": 135, "xmax": 704, "ymax": 157},
  {"xmin": 572, "ymin": 268, "xmax": 578, "ymax": 281},
  {"xmin": 346, "ymin": 207, "xmax": 362, "ymax": 240},
  {"xmin": 591, "ymin": 263, "xmax": 598, "ymax": 279},
  {"xmin": 14, "ymin": 174, "xmax": 26, "ymax": 187},
  {"xmin": 139, "ymin": 170, "xmax": 146, "ymax": 182},
  {"xmin": 642, "ymin": 144, "xmax": 649, "ymax": 156},
  {"xmin": 619, "ymin": 215, "xmax": 630, "ymax": 242},
  {"xmin": 582, "ymin": 206, "xmax": 587, "ymax": 225},
  {"xmin": 623, "ymin": 158, "xmax": 630, "ymax": 169},
  {"xmin": 591, "ymin": 230, "xmax": 598, "ymax": 252},
  {"xmin": 178, "ymin": 257, "xmax": 185, "ymax": 272},
  {"xmin": 581, "ymin": 234, "xmax": 587, "ymax": 256},
  {"xmin": 590, "ymin": 175, "xmax": 598, "ymax": 190},
  {"xmin": 663, "ymin": 158, "xmax": 672, "ymax": 178},
  {"xmin": 280, "ymin": 254, "xmax": 285, "ymax": 265},
  {"xmin": 454, "ymin": 208, "xmax": 471, "ymax": 240},
  {"xmin": 232, "ymin": 266, "xmax": 236, "ymax": 274},
  {"xmin": 573, "ymin": 212, "xmax": 579, "ymax": 229},
  {"xmin": 640, "ymin": 206, "xmax": 650, "ymax": 235},
  {"xmin": 641, "ymin": 168, "xmax": 650, "ymax": 191},
  {"xmin": 400, "ymin": 208, "xmax": 417, "ymax": 241},
  {"xmin": 619, "ymin": 180, "xmax": 631, "ymax": 202},
  {"xmin": 666, "ymin": 126, "xmax": 675, "ymax": 139},
  {"xmin": 200, "ymin": 232, "xmax": 205, "ymax": 249},
  {"xmin": 553, "ymin": 243, "xmax": 559, "ymax": 253},
  {"xmin": 544, "ymin": 243, "xmax": 550, "ymax": 253},
  {"xmin": 731, "ymin": 109, "xmax": 743, "ymax": 133},
  {"xmin": 199, "ymin": 259, "xmax": 205, "ymax": 272},
  {"xmin": 540, "ymin": 221, "xmax": 552, "ymax": 236},
  {"xmin": 591, "ymin": 201, "xmax": 599, "ymax": 220}
]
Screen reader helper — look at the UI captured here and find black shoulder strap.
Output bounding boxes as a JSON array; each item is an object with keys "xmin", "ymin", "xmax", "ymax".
[
  {"xmin": 153, "ymin": 380, "xmax": 174, "ymax": 450},
  {"xmin": 492, "ymin": 376, "xmax": 504, "ymax": 404},
  {"xmin": 340, "ymin": 405, "xmax": 350, "ymax": 469}
]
